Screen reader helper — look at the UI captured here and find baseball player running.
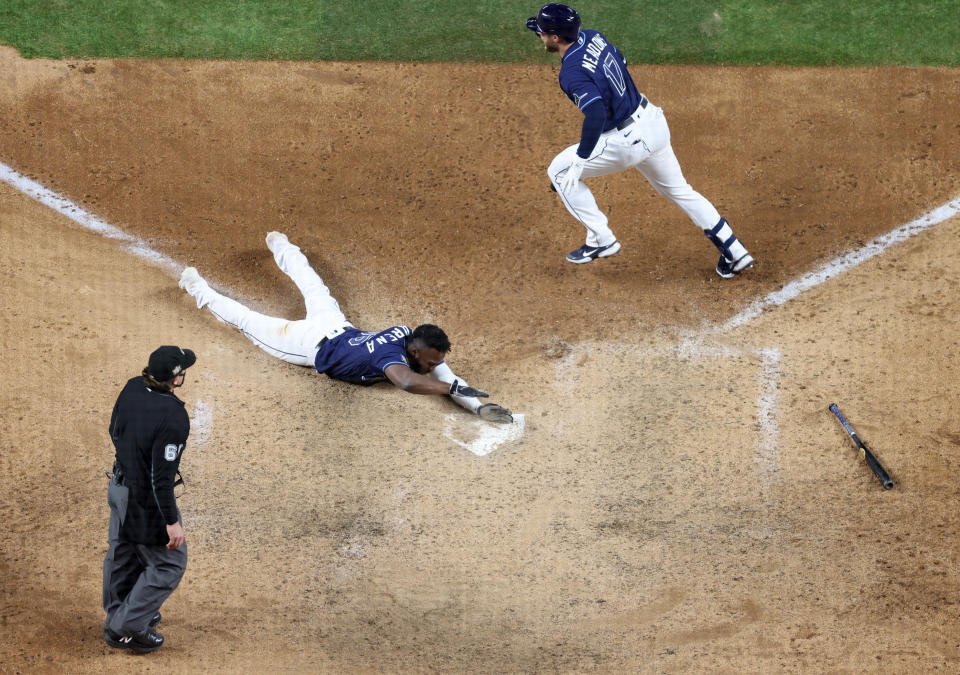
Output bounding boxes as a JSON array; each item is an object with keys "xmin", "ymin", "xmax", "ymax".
[
  {"xmin": 178, "ymin": 232, "xmax": 513, "ymax": 422},
  {"xmin": 527, "ymin": 3, "xmax": 754, "ymax": 278}
]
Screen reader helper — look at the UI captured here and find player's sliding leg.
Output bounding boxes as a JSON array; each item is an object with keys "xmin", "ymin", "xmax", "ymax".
[
  {"xmin": 179, "ymin": 267, "xmax": 318, "ymax": 366},
  {"xmin": 265, "ymin": 232, "xmax": 352, "ymax": 326}
]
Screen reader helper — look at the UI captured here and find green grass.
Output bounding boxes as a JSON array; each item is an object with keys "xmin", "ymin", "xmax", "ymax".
[{"xmin": 1, "ymin": 0, "xmax": 959, "ymax": 65}]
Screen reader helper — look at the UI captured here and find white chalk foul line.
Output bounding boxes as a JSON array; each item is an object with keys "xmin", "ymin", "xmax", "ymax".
[
  {"xmin": 191, "ymin": 399, "xmax": 213, "ymax": 446},
  {"xmin": 721, "ymin": 196, "xmax": 960, "ymax": 332},
  {"xmin": 0, "ymin": 161, "xmax": 180, "ymax": 273}
]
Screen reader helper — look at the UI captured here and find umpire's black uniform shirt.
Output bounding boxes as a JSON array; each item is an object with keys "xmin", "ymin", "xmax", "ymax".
[{"xmin": 109, "ymin": 376, "xmax": 190, "ymax": 546}]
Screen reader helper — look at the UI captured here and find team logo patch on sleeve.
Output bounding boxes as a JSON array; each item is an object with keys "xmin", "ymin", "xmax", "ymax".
[{"xmin": 164, "ymin": 444, "xmax": 183, "ymax": 461}]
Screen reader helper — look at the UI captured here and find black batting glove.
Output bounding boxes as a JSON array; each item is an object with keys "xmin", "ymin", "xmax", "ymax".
[{"xmin": 449, "ymin": 379, "xmax": 489, "ymax": 399}]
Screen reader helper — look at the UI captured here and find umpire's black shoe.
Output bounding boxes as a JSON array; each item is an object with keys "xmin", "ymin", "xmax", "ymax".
[
  {"xmin": 103, "ymin": 614, "xmax": 159, "ymax": 643},
  {"xmin": 104, "ymin": 627, "xmax": 164, "ymax": 653}
]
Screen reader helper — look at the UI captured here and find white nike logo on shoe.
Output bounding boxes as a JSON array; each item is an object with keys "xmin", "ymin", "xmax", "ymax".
[{"xmin": 566, "ymin": 240, "xmax": 622, "ymax": 264}]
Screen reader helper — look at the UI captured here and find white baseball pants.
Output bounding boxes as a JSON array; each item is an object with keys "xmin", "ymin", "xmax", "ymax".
[
  {"xmin": 186, "ymin": 238, "xmax": 351, "ymax": 367},
  {"xmin": 549, "ymin": 100, "xmax": 723, "ymax": 248}
]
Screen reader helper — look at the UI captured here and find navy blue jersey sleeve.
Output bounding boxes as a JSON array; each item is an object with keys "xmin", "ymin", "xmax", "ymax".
[
  {"xmin": 559, "ymin": 68, "xmax": 603, "ymax": 113},
  {"xmin": 371, "ymin": 343, "xmax": 409, "ymax": 375},
  {"xmin": 576, "ymin": 100, "xmax": 607, "ymax": 158}
]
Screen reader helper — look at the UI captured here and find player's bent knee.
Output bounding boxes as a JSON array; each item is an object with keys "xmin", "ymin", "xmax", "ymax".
[{"xmin": 547, "ymin": 156, "xmax": 570, "ymax": 181}]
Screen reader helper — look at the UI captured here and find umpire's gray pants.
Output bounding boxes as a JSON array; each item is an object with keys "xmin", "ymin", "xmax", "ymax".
[{"xmin": 102, "ymin": 479, "xmax": 187, "ymax": 635}]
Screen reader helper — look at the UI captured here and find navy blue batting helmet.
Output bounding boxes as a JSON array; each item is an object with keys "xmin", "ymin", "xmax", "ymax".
[{"xmin": 526, "ymin": 4, "xmax": 581, "ymax": 43}]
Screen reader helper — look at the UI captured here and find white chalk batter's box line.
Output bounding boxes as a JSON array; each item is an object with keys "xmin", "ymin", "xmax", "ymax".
[
  {"xmin": 550, "ymin": 337, "xmax": 782, "ymax": 469},
  {"xmin": 2, "ymin": 159, "xmax": 959, "ymax": 456}
]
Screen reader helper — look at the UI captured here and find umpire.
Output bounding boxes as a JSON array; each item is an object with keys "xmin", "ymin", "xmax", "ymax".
[{"xmin": 102, "ymin": 346, "xmax": 195, "ymax": 653}]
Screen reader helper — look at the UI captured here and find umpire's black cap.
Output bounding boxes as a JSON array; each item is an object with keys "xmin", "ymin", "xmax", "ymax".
[{"xmin": 148, "ymin": 346, "xmax": 196, "ymax": 381}]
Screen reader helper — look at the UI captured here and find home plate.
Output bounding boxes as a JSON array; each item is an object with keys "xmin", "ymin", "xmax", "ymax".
[{"xmin": 443, "ymin": 413, "xmax": 525, "ymax": 456}]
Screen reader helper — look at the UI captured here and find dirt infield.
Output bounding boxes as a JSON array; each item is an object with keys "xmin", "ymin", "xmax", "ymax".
[{"xmin": 2, "ymin": 46, "xmax": 960, "ymax": 672}]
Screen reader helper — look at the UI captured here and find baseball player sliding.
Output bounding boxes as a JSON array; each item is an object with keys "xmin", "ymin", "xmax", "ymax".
[
  {"xmin": 527, "ymin": 3, "xmax": 754, "ymax": 278},
  {"xmin": 179, "ymin": 232, "xmax": 513, "ymax": 423}
]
